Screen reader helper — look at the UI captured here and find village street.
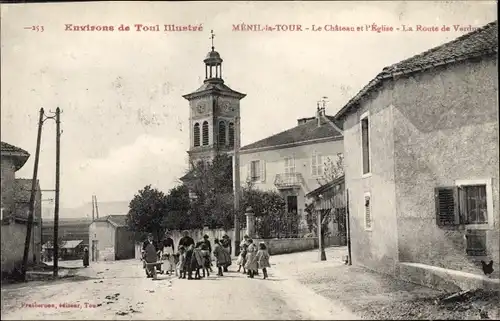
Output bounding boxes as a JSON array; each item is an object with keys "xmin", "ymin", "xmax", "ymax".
[{"xmin": 0, "ymin": 248, "xmax": 359, "ymax": 320}]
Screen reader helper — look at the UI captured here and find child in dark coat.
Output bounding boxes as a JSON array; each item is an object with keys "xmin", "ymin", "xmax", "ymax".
[{"xmin": 213, "ymin": 238, "xmax": 231, "ymax": 276}]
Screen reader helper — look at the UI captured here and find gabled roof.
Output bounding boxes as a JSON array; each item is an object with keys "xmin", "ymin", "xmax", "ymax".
[
  {"xmin": 240, "ymin": 115, "xmax": 343, "ymax": 153},
  {"xmin": 14, "ymin": 178, "xmax": 40, "ymax": 203},
  {"xmin": 335, "ymin": 20, "xmax": 498, "ymax": 120},
  {"xmin": 93, "ymin": 214, "xmax": 128, "ymax": 228}
]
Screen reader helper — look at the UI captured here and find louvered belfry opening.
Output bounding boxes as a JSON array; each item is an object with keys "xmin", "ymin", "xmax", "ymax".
[
  {"xmin": 228, "ymin": 122, "xmax": 235, "ymax": 147},
  {"xmin": 193, "ymin": 123, "xmax": 200, "ymax": 147},
  {"xmin": 218, "ymin": 121, "xmax": 226, "ymax": 146},
  {"xmin": 202, "ymin": 121, "xmax": 209, "ymax": 146}
]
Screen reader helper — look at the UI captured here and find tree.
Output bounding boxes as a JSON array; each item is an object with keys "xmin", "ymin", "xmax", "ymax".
[
  {"xmin": 163, "ymin": 184, "xmax": 198, "ymax": 231},
  {"xmin": 126, "ymin": 185, "xmax": 168, "ymax": 241},
  {"xmin": 317, "ymin": 153, "xmax": 344, "ymax": 186},
  {"xmin": 240, "ymin": 182, "xmax": 296, "ymax": 238},
  {"xmin": 189, "ymin": 154, "xmax": 234, "ymax": 229}
]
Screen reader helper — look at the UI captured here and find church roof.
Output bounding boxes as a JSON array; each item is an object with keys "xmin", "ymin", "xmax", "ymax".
[
  {"xmin": 335, "ymin": 20, "xmax": 498, "ymax": 120},
  {"xmin": 240, "ymin": 115, "xmax": 343, "ymax": 153},
  {"xmin": 183, "ymin": 80, "xmax": 246, "ymax": 100}
]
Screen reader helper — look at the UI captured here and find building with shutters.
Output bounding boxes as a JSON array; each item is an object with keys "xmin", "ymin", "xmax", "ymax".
[
  {"xmin": 239, "ymin": 107, "xmax": 344, "ymax": 235},
  {"xmin": 334, "ymin": 21, "xmax": 499, "ymax": 286}
]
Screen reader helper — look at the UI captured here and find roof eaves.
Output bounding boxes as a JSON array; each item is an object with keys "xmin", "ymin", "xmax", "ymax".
[
  {"xmin": 334, "ymin": 22, "xmax": 498, "ymax": 121},
  {"xmin": 240, "ymin": 135, "xmax": 342, "ymax": 154}
]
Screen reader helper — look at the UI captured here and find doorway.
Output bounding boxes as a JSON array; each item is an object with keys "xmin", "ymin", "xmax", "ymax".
[
  {"xmin": 287, "ymin": 195, "xmax": 298, "ymax": 213},
  {"xmin": 92, "ymin": 240, "xmax": 99, "ymax": 261}
]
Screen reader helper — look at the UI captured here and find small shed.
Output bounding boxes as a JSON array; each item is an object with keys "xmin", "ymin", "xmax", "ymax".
[
  {"xmin": 306, "ymin": 175, "xmax": 347, "ymax": 246},
  {"xmin": 89, "ymin": 215, "xmax": 135, "ymax": 261}
]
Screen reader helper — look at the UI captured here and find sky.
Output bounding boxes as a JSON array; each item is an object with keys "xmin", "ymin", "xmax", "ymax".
[{"xmin": 1, "ymin": 1, "xmax": 497, "ymax": 213}]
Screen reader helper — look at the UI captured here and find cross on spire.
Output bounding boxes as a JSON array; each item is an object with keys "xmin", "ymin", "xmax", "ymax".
[{"xmin": 210, "ymin": 30, "xmax": 215, "ymax": 50}]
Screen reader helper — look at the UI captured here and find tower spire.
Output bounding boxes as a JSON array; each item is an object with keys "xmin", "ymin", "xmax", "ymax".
[{"xmin": 210, "ymin": 30, "xmax": 215, "ymax": 51}]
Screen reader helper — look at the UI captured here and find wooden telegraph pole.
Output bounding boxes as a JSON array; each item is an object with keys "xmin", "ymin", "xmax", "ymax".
[
  {"xmin": 21, "ymin": 108, "xmax": 45, "ymax": 281},
  {"xmin": 53, "ymin": 107, "xmax": 61, "ymax": 277},
  {"xmin": 233, "ymin": 115, "xmax": 241, "ymax": 257}
]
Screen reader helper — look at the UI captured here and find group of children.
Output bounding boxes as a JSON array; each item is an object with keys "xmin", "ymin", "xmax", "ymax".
[
  {"xmin": 235, "ymin": 235, "xmax": 271, "ymax": 279},
  {"xmin": 175, "ymin": 234, "xmax": 271, "ymax": 280},
  {"xmin": 143, "ymin": 232, "xmax": 271, "ymax": 280}
]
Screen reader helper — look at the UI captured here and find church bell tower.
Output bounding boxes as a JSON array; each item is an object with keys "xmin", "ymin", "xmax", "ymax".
[{"xmin": 182, "ymin": 30, "xmax": 246, "ymax": 167}]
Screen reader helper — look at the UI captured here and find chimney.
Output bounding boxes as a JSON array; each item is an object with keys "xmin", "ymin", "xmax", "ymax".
[{"xmin": 317, "ymin": 103, "xmax": 323, "ymax": 127}]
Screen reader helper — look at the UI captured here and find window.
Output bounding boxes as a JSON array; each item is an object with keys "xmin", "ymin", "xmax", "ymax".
[
  {"xmin": 250, "ymin": 160, "xmax": 260, "ymax": 181},
  {"xmin": 360, "ymin": 113, "xmax": 371, "ymax": 175},
  {"xmin": 193, "ymin": 123, "xmax": 200, "ymax": 147},
  {"xmin": 435, "ymin": 179, "xmax": 492, "ymax": 228},
  {"xmin": 311, "ymin": 152, "xmax": 323, "ymax": 176},
  {"xmin": 364, "ymin": 193, "xmax": 372, "ymax": 230},
  {"xmin": 465, "ymin": 230, "xmax": 487, "ymax": 256},
  {"xmin": 218, "ymin": 121, "xmax": 226, "ymax": 146},
  {"xmin": 460, "ymin": 185, "xmax": 487, "ymax": 224},
  {"xmin": 228, "ymin": 122, "xmax": 235, "ymax": 147},
  {"xmin": 284, "ymin": 157, "xmax": 295, "ymax": 177},
  {"xmin": 202, "ymin": 121, "xmax": 209, "ymax": 146},
  {"xmin": 247, "ymin": 160, "xmax": 266, "ymax": 182}
]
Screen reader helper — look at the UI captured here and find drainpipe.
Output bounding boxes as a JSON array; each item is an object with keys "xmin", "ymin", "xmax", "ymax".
[{"xmin": 346, "ymin": 189, "xmax": 352, "ymax": 265}]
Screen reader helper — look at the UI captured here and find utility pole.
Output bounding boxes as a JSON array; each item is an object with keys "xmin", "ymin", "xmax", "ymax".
[
  {"xmin": 233, "ymin": 115, "xmax": 241, "ymax": 257},
  {"xmin": 53, "ymin": 107, "xmax": 61, "ymax": 277},
  {"xmin": 346, "ymin": 189, "xmax": 352, "ymax": 265},
  {"xmin": 318, "ymin": 195, "xmax": 327, "ymax": 261},
  {"xmin": 94, "ymin": 195, "xmax": 99, "ymax": 219},
  {"xmin": 21, "ymin": 108, "xmax": 44, "ymax": 281},
  {"xmin": 92, "ymin": 195, "xmax": 95, "ymax": 221}
]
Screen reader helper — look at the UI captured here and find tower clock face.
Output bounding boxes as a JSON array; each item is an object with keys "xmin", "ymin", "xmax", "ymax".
[
  {"xmin": 196, "ymin": 102, "xmax": 206, "ymax": 114},
  {"xmin": 221, "ymin": 101, "xmax": 233, "ymax": 112}
]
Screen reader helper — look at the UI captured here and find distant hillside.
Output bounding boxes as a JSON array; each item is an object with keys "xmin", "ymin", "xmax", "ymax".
[{"xmin": 42, "ymin": 200, "xmax": 130, "ymax": 220}]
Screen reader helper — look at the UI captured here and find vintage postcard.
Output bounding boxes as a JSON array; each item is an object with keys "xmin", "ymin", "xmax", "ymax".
[{"xmin": 0, "ymin": 1, "xmax": 498, "ymax": 320}]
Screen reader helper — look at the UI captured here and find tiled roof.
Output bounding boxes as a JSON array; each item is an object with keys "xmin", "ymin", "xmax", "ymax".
[
  {"xmin": 240, "ymin": 115, "xmax": 342, "ymax": 152},
  {"xmin": 62, "ymin": 240, "xmax": 83, "ymax": 249},
  {"xmin": 335, "ymin": 20, "xmax": 498, "ymax": 120},
  {"xmin": 1, "ymin": 141, "xmax": 30, "ymax": 155},
  {"xmin": 14, "ymin": 178, "xmax": 40, "ymax": 203},
  {"xmin": 108, "ymin": 214, "xmax": 128, "ymax": 227},
  {"xmin": 93, "ymin": 214, "xmax": 128, "ymax": 227}
]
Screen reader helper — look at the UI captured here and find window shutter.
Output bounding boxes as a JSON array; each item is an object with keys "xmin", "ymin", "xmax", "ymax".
[
  {"xmin": 247, "ymin": 163, "xmax": 252, "ymax": 182},
  {"xmin": 434, "ymin": 187, "xmax": 459, "ymax": 226},
  {"xmin": 364, "ymin": 195, "xmax": 371, "ymax": 228},
  {"xmin": 311, "ymin": 153, "xmax": 317, "ymax": 176},
  {"xmin": 320, "ymin": 155, "xmax": 326, "ymax": 176},
  {"xmin": 260, "ymin": 160, "xmax": 266, "ymax": 182}
]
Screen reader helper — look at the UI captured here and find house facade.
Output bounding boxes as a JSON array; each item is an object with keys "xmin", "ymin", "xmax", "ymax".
[
  {"xmin": 89, "ymin": 215, "xmax": 135, "ymax": 261},
  {"xmin": 1, "ymin": 141, "xmax": 42, "ymax": 275},
  {"xmin": 239, "ymin": 109, "xmax": 344, "ymax": 235},
  {"xmin": 335, "ymin": 21, "xmax": 499, "ymax": 284}
]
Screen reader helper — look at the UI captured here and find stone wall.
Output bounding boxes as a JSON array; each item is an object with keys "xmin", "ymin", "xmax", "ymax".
[{"xmin": 252, "ymin": 236, "xmax": 344, "ymax": 255}]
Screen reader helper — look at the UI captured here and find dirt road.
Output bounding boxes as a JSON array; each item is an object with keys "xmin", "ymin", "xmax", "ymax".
[{"xmin": 1, "ymin": 256, "xmax": 359, "ymax": 320}]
